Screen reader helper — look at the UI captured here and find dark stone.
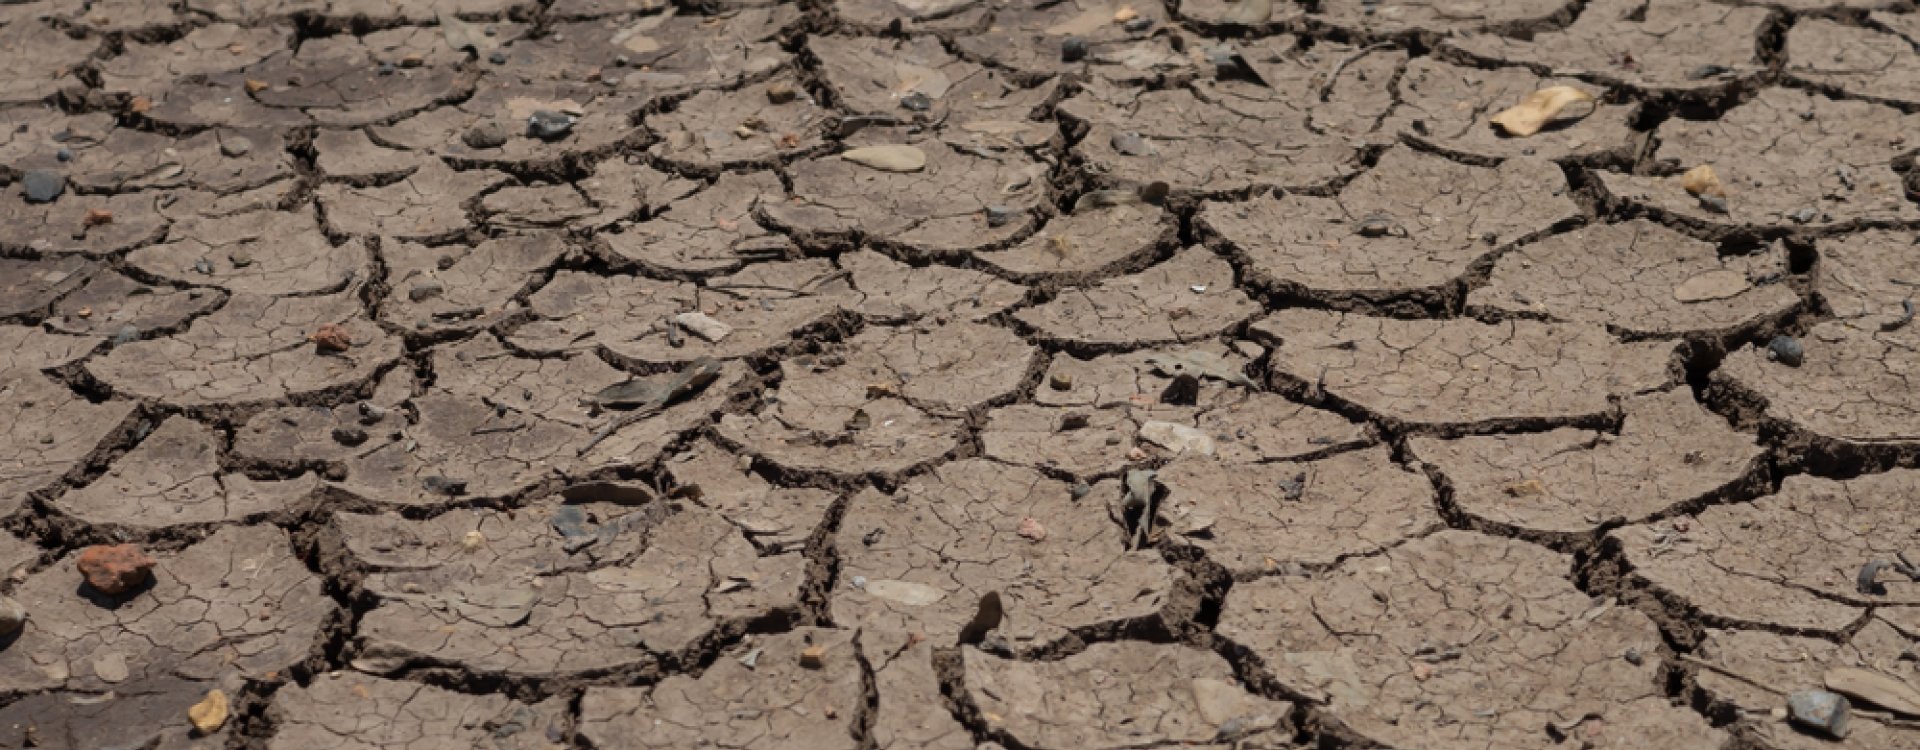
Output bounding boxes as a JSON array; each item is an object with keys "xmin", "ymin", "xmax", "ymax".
[
  {"xmin": 526, "ymin": 110, "xmax": 575, "ymax": 141},
  {"xmin": 1061, "ymin": 36, "xmax": 1089, "ymax": 63},
  {"xmin": 22, "ymin": 169, "xmax": 64, "ymax": 203}
]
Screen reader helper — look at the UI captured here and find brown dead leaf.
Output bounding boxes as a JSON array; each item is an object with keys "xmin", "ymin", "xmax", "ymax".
[
  {"xmin": 1489, "ymin": 86, "xmax": 1596, "ymax": 137},
  {"xmin": 187, "ymin": 689, "xmax": 229, "ymax": 734},
  {"xmin": 129, "ymin": 96, "xmax": 151, "ymax": 113},
  {"xmin": 244, "ymin": 79, "xmax": 269, "ymax": 93},
  {"xmin": 1503, "ymin": 478, "xmax": 1547, "ymax": 497},
  {"xmin": 1680, "ymin": 164, "xmax": 1726, "ymax": 198},
  {"xmin": 1114, "ymin": 5, "xmax": 1138, "ymax": 22},
  {"xmin": 83, "ymin": 208, "xmax": 113, "ymax": 227}
]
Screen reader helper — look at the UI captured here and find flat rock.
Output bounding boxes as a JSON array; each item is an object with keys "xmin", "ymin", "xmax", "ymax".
[
  {"xmin": 841, "ymin": 249, "xmax": 1026, "ymax": 322},
  {"xmin": 599, "ymin": 171, "xmax": 794, "ymax": 276},
  {"xmin": 764, "ymin": 135, "xmax": 1048, "ymax": 255},
  {"xmin": 89, "ymin": 287, "xmax": 403, "ymax": 408},
  {"xmin": 348, "ymin": 499, "xmax": 802, "ymax": 681},
  {"xmin": 963, "ymin": 643, "xmax": 1295, "ymax": 749},
  {"xmin": 1471, "ymin": 219, "xmax": 1799, "ymax": 337},
  {"xmin": 54, "ymin": 415, "xmax": 317, "ymax": 528},
  {"xmin": 1611, "ymin": 469, "xmax": 1920, "ymax": 632},
  {"xmin": 831, "ymin": 460, "xmax": 1181, "ymax": 648},
  {"xmin": 1017, "ymin": 248, "xmax": 1259, "ymax": 350},
  {"xmin": 1202, "ymin": 147, "xmax": 1578, "ymax": 302},
  {"xmin": 579, "ymin": 628, "xmax": 861, "ymax": 750},
  {"xmin": 380, "ymin": 233, "xmax": 568, "ymax": 336},
  {"xmin": 1411, "ymin": 389, "xmax": 1764, "ymax": 536},
  {"xmin": 0, "ymin": 525, "xmax": 327, "ymax": 694},
  {"xmin": 1057, "ymin": 80, "xmax": 1366, "ymax": 196},
  {"xmin": 1153, "ymin": 446, "xmax": 1440, "ymax": 576},
  {"xmin": 316, "ymin": 160, "xmax": 508, "ymax": 241},
  {"xmin": 267, "ymin": 672, "xmax": 570, "ymax": 750},
  {"xmin": 1220, "ymin": 530, "xmax": 1726, "ymax": 750},
  {"xmin": 1447, "ymin": 0, "xmax": 1768, "ymax": 95},
  {"xmin": 0, "ymin": 374, "xmax": 134, "ymax": 518},
  {"xmin": 1252, "ymin": 310, "xmax": 1676, "ymax": 430},
  {"xmin": 1595, "ymin": 88, "xmax": 1920, "ymax": 231},
  {"xmin": 510, "ymin": 260, "xmax": 854, "ymax": 366},
  {"xmin": 129, "ymin": 207, "xmax": 367, "ymax": 296},
  {"xmin": 663, "ymin": 440, "xmax": 836, "ymax": 554},
  {"xmin": 1385, "ymin": 58, "xmax": 1639, "ymax": 163},
  {"xmin": 976, "ymin": 203, "xmax": 1168, "ymax": 282},
  {"xmin": 1692, "ymin": 620, "xmax": 1920, "ymax": 750},
  {"xmin": 647, "ymin": 74, "xmax": 828, "ymax": 170}
]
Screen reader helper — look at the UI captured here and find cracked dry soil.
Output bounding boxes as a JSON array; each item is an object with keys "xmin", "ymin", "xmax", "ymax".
[{"xmin": 7, "ymin": 1, "xmax": 1920, "ymax": 749}]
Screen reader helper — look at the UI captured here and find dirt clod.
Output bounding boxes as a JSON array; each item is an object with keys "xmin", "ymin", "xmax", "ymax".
[{"xmin": 75, "ymin": 544, "xmax": 156, "ymax": 596}]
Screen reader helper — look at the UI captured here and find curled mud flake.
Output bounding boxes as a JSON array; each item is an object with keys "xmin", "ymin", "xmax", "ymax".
[
  {"xmin": 1488, "ymin": 85, "xmax": 1597, "ymax": 137},
  {"xmin": 1154, "ymin": 446, "xmax": 1438, "ymax": 574},
  {"xmin": 1410, "ymin": 389, "xmax": 1763, "ymax": 536},
  {"xmin": 1472, "ymin": 220, "xmax": 1797, "ymax": 338},
  {"xmin": 1388, "ymin": 59, "xmax": 1639, "ymax": 162},
  {"xmin": 1598, "ymin": 88, "xmax": 1920, "ymax": 229},
  {"xmin": 830, "ymin": 460, "xmax": 1180, "ymax": 650},
  {"xmin": 841, "ymin": 249, "xmax": 1026, "ymax": 323},
  {"xmin": 1446, "ymin": 0, "xmax": 1767, "ymax": 95},
  {"xmin": 1695, "ymin": 621, "xmax": 1920, "ymax": 749},
  {"xmin": 0, "ymin": 525, "xmax": 327, "ymax": 695},
  {"xmin": 1253, "ymin": 310, "xmax": 1675, "ymax": 429},
  {"xmin": 1017, "ymin": 248, "xmax": 1258, "ymax": 349},
  {"xmin": 1611, "ymin": 470, "xmax": 1920, "ymax": 632},
  {"xmin": 1222, "ymin": 531, "xmax": 1723, "ymax": 750},
  {"xmin": 269, "ymin": 673, "xmax": 569, "ymax": 750},
  {"xmin": 1203, "ymin": 147, "xmax": 1578, "ymax": 302},
  {"xmin": 580, "ymin": 628, "xmax": 860, "ymax": 750},
  {"xmin": 56, "ymin": 416, "xmax": 318, "ymax": 529},
  {"xmin": 963, "ymin": 643, "xmax": 1295, "ymax": 749}
]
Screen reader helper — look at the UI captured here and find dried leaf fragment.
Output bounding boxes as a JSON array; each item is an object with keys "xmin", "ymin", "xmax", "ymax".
[
  {"xmin": 1489, "ymin": 86, "xmax": 1596, "ymax": 137},
  {"xmin": 1825, "ymin": 667, "xmax": 1920, "ymax": 717},
  {"xmin": 1680, "ymin": 164, "xmax": 1726, "ymax": 198},
  {"xmin": 244, "ymin": 79, "xmax": 269, "ymax": 93},
  {"xmin": 188, "ymin": 689, "xmax": 229, "ymax": 734},
  {"xmin": 129, "ymin": 96, "xmax": 152, "ymax": 113},
  {"xmin": 1114, "ymin": 6, "xmax": 1138, "ymax": 22},
  {"xmin": 841, "ymin": 144, "xmax": 927, "ymax": 172}
]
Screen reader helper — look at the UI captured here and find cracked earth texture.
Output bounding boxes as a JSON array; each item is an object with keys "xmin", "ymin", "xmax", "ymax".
[{"xmin": 6, "ymin": 1, "xmax": 1920, "ymax": 749}]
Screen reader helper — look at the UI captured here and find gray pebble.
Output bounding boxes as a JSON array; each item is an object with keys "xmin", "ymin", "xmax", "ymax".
[
  {"xmin": 358, "ymin": 402, "xmax": 389, "ymax": 425},
  {"xmin": 463, "ymin": 121, "xmax": 511, "ymax": 149},
  {"xmin": 332, "ymin": 426, "xmax": 369, "ymax": 446},
  {"xmin": 1061, "ymin": 36, "xmax": 1089, "ymax": 62},
  {"xmin": 899, "ymin": 91, "xmax": 933, "ymax": 111},
  {"xmin": 984, "ymin": 204, "xmax": 1016, "ymax": 227},
  {"xmin": 408, "ymin": 280, "xmax": 446, "ymax": 302},
  {"xmin": 1070, "ymin": 482, "xmax": 1092, "ymax": 500},
  {"xmin": 1787, "ymin": 690, "xmax": 1850, "ymax": 740},
  {"xmin": 1788, "ymin": 207, "xmax": 1817, "ymax": 224},
  {"xmin": 0, "ymin": 596, "xmax": 24, "ymax": 637},
  {"xmin": 378, "ymin": 62, "xmax": 396, "ymax": 75},
  {"xmin": 21, "ymin": 169, "xmax": 64, "ymax": 203},
  {"xmin": 220, "ymin": 136, "xmax": 253, "ymax": 158},
  {"xmin": 1123, "ymin": 16, "xmax": 1153, "ymax": 32},
  {"xmin": 1698, "ymin": 194, "xmax": 1729, "ymax": 214},
  {"xmin": 1767, "ymin": 335, "xmax": 1804, "ymax": 367},
  {"xmin": 111, "ymin": 325, "xmax": 139, "ymax": 345},
  {"xmin": 1111, "ymin": 131, "xmax": 1151, "ymax": 156},
  {"xmin": 489, "ymin": 51, "xmax": 508, "ymax": 65},
  {"xmin": 55, "ymin": 147, "xmax": 72, "ymax": 162},
  {"xmin": 526, "ymin": 110, "xmax": 575, "ymax": 141}
]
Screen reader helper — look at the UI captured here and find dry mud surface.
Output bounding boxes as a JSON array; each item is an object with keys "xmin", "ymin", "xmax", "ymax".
[{"xmin": 6, "ymin": 1, "xmax": 1920, "ymax": 749}]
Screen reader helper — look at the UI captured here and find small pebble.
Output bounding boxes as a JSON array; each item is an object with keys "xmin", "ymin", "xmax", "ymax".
[
  {"xmin": 1788, "ymin": 207, "xmax": 1817, "ymax": 224},
  {"xmin": 800, "ymin": 644, "xmax": 827, "ymax": 669},
  {"xmin": 358, "ymin": 402, "xmax": 389, "ymax": 424},
  {"xmin": 526, "ymin": 110, "xmax": 575, "ymax": 141},
  {"xmin": 462, "ymin": 121, "xmax": 511, "ymax": 149},
  {"xmin": 1123, "ymin": 16, "xmax": 1153, "ymax": 32},
  {"xmin": 766, "ymin": 82, "xmax": 798, "ymax": 104},
  {"xmin": 1787, "ymin": 690, "xmax": 1850, "ymax": 740},
  {"xmin": 1061, "ymin": 36, "xmax": 1089, "ymax": 62},
  {"xmin": 332, "ymin": 426, "xmax": 368, "ymax": 446},
  {"xmin": 1111, "ymin": 131, "xmax": 1151, "ymax": 156},
  {"xmin": 985, "ymin": 204, "xmax": 1016, "ymax": 228},
  {"xmin": 219, "ymin": 136, "xmax": 252, "ymax": 157},
  {"xmin": 55, "ymin": 147, "xmax": 73, "ymax": 162},
  {"xmin": 377, "ymin": 62, "xmax": 396, "ymax": 75},
  {"xmin": 1069, "ymin": 482, "xmax": 1091, "ymax": 500},
  {"xmin": 899, "ymin": 91, "xmax": 932, "ymax": 111},
  {"xmin": 22, "ymin": 169, "xmax": 64, "ymax": 203},
  {"xmin": 1049, "ymin": 372, "xmax": 1073, "ymax": 390},
  {"xmin": 0, "ymin": 596, "xmax": 24, "ymax": 636},
  {"xmin": 1767, "ymin": 335, "xmax": 1804, "ymax": 367},
  {"xmin": 408, "ymin": 280, "xmax": 446, "ymax": 302},
  {"xmin": 488, "ymin": 51, "xmax": 508, "ymax": 65}
]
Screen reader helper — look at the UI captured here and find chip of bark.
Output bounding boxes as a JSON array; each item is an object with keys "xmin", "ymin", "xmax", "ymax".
[
  {"xmin": 1410, "ymin": 389, "xmax": 1762, "ymax": 536},
  {"xmin": 1221, "ymin": 531, "xmax": 1722, "ymax": 749},
  {"xmin": 1768, "ymin": 335, "xmax": 1805, "ymax": 367},
  {"xmin": 0, "ymin": 596, "xmax": 24, "ymax": 636},
  {"xmin": 463, "ymin": 121, "xmax": 512, "ymax": 149},
  {"xmin": 964, "ymin": 643, "xmax": 1294, "ymax": 748},
  {"xmin": 76, "ymin": 544, "xmax": 156, "ymax": 596},
  {"xmin": 1789, "ymin": 690, "xmax": 1851, "ymax": 740},
  {"xmin": 22, "ymin": 169, "xmax": 64, "ymax": 203},
  {"xmin": 526, "ymin": 110, "xmax": 576, "ymax": 141},
  {"xmin": 841, "ymin": 144, "xmax": 927, "ymax": 172},
  {"xmin": 1254, "ymin": 310, "xmax": 1675, "ymax": 429}
]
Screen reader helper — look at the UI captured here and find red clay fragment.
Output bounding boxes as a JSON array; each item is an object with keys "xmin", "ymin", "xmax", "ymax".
[{"xmin": 76, "ymin": 544, "xmax": 156, "ymax": 595}]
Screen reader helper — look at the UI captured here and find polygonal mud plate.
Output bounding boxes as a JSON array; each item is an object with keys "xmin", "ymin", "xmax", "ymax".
[
  {"xmin": 1186, "ymin": 36, "xmax": 1405, "ymax": 143},
  {"xmin": 647, "ymin": 74, "xmax": 830, "ymax": 171},
  {"xmin": 45, "ymin": 268, "xmax": 223, "ymax": 337},
  {"xmin": 380, "ymin": 232, "xmax": 569, "ymax": 336},
  {"xmin": 1611, "ymin": 469, "xmax": 1920, "ymax": 633},
  {"xmin": 1152, "ymin": 446, "xmax": 1441, "ymax": 577},
  {"xmin": 830, "ymin": 459, "xmax": 1184, "ymax": 650},
  {"xmin": 1252, "ymin": 310, "xmax": 1677, "ymax": 431},
  {"xmin": 1201, "ymin": 147, "xmax": 1578, "ymax": 305},
  {"xmin": 863, "ymin": 635, "xmax": 975, "ymax": 750},
  {"xmin": 1307, "ymin": 0, "xmax": 1575, "ymax": 37},
  {"xmin": 840, "ymin": 250, "xmax": 1027, "ymax": 323},
  {"xmin": 1470, "ymin": 219, "xmax": 1799, "ymax": 338},
  {"xmin": 236, "ymin": 26, "xmax": 480, "ymax": 126},
  {"xmin": 0, "ymin": 186, "xmax": 173, "ymax": 258},
  {"xmin": 975, "ymin": 202, "xmax": 1168, "ymax": 282},
  {"xmin": 52, "ymin": 415, "xmax": 318, "ymax": 529},
  {"xmin": 1714, "ymin": 321, "xmax": 1920, "ymax": 448},
  {"xmin": 810, "ymin": 34, "xmax": 1054, "ymax": 124},
  {"xmin": 579, "ymin": 628, "xmax": 863, "ymax": 750},
  {"xmin": 1691, "ymin": 618, "xmax": 1920, "ymax": 750},
  {"xmin": 1788, "ymin": 16, "xmax": 1920, "ymax": 108},
  {"xmin": 597, "ymin": 171, "xmax": 795, "ymax": 277},
  {"xmin": 1220, "ymin": 530, "xmax": 1726, "ymax": 750},
  {"xmin": 951, "ymin": 0, "xmax": 1187, "ymax": 84},
  {"xmin": 1032, "ymin": 344, "xmax": 1258, "ymax": 409},
  {"xmin": 129, "ymin": 207, "xmax": 369, "ymax": 297},
  {"xmin": 348, "ymin": 500, "xmax": 803, "ymax": 681},
  {"xmin": 1446, "ymin": 0, "xmax": 1769, "ymax": 95},
  {"xmin": 1016, "ymin": 247, "xmax": 1259, "ymax": 351},
  {"xmin": 503, "ymin": 9, "xmax": 795, "ymax": 98},
  {"xmin": 1410, "ymin": 388, "xmax": 1765, "ymax": 537},
  {"xmin": 365, "ymin": 83, "xmax": 652, "ymax": 171},
  {"xmin": 0, "ymin": 525, "xmax": 328, "ymax": 694},
  {"xmin": 0, "ymin": 676, "xmax": 240, "ymax": 750},
  {"xmin": 0, "ymin": 20, "xmax": 97, "ymax": 105},
  {"xmin": 963, "ymin": 643, "xmax": 1296, "ymax": 749},
  {"xmin": 97, "ymin": 22, "xmax": 289, "ymax": 94},
  {"xmin": 1057, "ymin": 80, "xmax": 1368, "ymax": 196},
  {"xmin": 0, "ymin": 373, "xmax": 134, "ymax": 518},
  {"xmin": 1384, "ymin": 58, "xmax": 1639, "ymax": 163},
  {"xmin": 88, "ymin": 287, "xmax": 404, "ymax": 409},
  {"xmin": 316, "ymin": 160, "xmax": 509, "ymax": 241},
  {"xmin": 509, "ymin": 259, "xmax": 856, "ymax": 366},
  {"xmin": 663, "ymin": 440, "xmax": 836, "ymax": 554},
  {"xmin": 1594, "ymin": 88, "xmax": 1920, "ymax": 231},
  {"xmin": 266, "ymin": 672, "xmax": 571, "ymax": 750}
]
